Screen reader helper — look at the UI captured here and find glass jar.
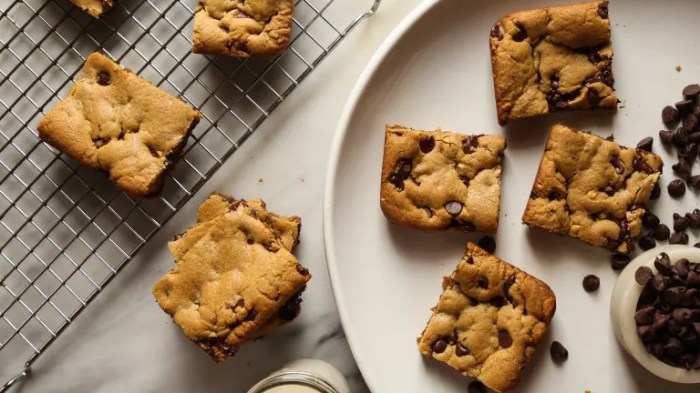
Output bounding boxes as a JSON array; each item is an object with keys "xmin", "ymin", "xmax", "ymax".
[{"xmin": 247, "ymin": 359, "xmax": 351, "ymax": 393}]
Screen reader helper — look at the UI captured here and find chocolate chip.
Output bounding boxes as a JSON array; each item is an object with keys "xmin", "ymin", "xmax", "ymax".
[
  {"xmin": 419, "ymin": 136, "xmax": 435, "ymax": 153},
  {"xmin": 635, "ymin": 266, "xmax": 654, "ymax": 285},
  {"xmin": 597, "ymin": 0, "xmax": 609, "ymax": 18},
  {"xmin": 96, "ymin": 71, "xmax": 111, "ymax": 86},
  {"xmin": 650, "ymin": 183, "xmax": 661, "ymax": 200},
  {"xmin": 609, "ymin": 155, "xmax": 625, "ymax": 174},
  {"xmin": 664, "ymin": 287, "xmax": 683, "ymax": 305},
  {"xmin": 455, "ymin": 342, "xmax": 470, "ymax": 356},
  {"xmin": 668, "ymin": 179, "xmax": 687, "ymax": 197},
  {"xmin": 477, "ymin": 236, "xmax": 496, "ymax": 254},
  {"xmin": 672, "ymin": 159, "xmax": 692, "ymax": 177},
  {"xmin": 672, "ymin": 128, "xmax": 690, "ymax": 147},
  {"xmin": 678, "ymin": 142, "xmax": 699, "ymax": 160},
  {"xmin": 512, "ymin": 24, "xmax": 527, "ymax": 42},
  {"xmin": 687, "ymin": 211, "xmax": 700, "ymax": 229},
  {"xmin": 690, "ymin": 175, "xmax": 700, "ymax": 190},
  {"xmin": 635, "ymin": 305, "xmax": 656, "ymax": 325},
  {"xmin": 655, "ymin": 253, "xmax": 673, "ymax": 274},
  {"xmin": 687, "ymin": 271, "xmax": 700, "ymax": 287},
  {"xmin": 548, "ymin": 191, "xmax": 560, "ymax": 200},
  {"xmin": 296, "ymin": 264, "xmax": 309, "ymax": 276},
  {"xmin": 665, "ymin": 338, "xmax": 685, "ymax": 356},
  {"xmin": 637, "ymin": 136, "xmax": 654, "ymax": 152},
  {"xmin": 654, "ymin": 311, "xmax": 671, "ymax": 329},
  {"xmin": 654, "ymin": 224, "xmax": 671, "ymax": 241},
  {"xmin": 503, "ymin": 274, "xmax": 516, "ymax": 294},
  {"xmin": 498, "ymin": 330, "xmax": 512, "ymax": 348},
  {"xmin": 642, "ymin": 212, "xmax": 660, "ymax": 229},
  {"xmin": 669, "ymin": 232, "xmax": 689, "ymax": 245},
  {"xmin": 684, "ymin": 115, "xmax": 700, "ymax": 132},
  {"xmin": 633, "ymin": 156, "xmax": 655, "ymax": 174},
  {"xmin": 638, "ymin": 284, "xmax": 658, "ymax": 306},
  {"xmin": 468, "ymin": 381, "xmax": 487, "ymax": 393},
  {"xmin": 647, "ymin": 342, "xmax": 665, "ymax": 357},
  {"xmin": 388, "ymin": 174, "xmax": 404, "ymax": 191},
  {"xmin": 489, "ymin": 296, "xmax": 506, "ymax": 307},
  {"xmin": 659, "ymin": 129, "xmax": 674, "ymax": 144},
  {"xmin": 663, "ymin": 106, "xmax": 680, "ymax": 124},
  {"xmin": 445, "ymin": 201, "xmax": 463, "ymax": 216},
  {"xmin": 673, "ymin": 308, "xmax": 693, "ymax": 325},
  {"xmin": 638, "ymin": 325, "xmax": 656, "ymax": 342},
  {"xmin": 683, "ymin": 84, "xmax": 700, "ymax": 98},
  {"xmin": 462, "ymin": 136, "xmax": 480, "ymax": 154},
  {"xmin": 396, "ymin": 158, "xmax": 412, "ymax": 179},
  {"xmin": 612, "ymin": 253, "xmax": 631, "ymax": 271},
  {"xmin": 674, "ymin": 213, "xmax": 691, "ymax": 232},
  {"xmin": 477, "ymin": 276, "xmax": 489, "ymax": 289},
  {"xmin": 672, "ymin": 259, "xmax": 691, "ymax": 279},
  {"xmin": 677, "ymin": 100, "xmax": 696, "ymax": 115},
  {"xmin": 490, "ymin": 24, "xmax": 503, "ymax": 40},
  {"xmin": 638, "ymin": 233, "xmax": 656, "ymax": 251},
  {"xmin": 651, "ymin": 274, "xmax": 670, "ymax": 292},
  {"xmin": 550, "ymin": 341, "xmax": 568, "ymax": 362},
  {"xmin": 93, "ymin": 138, "xmax": 110, "ymax": 148},
  {"xmin": 432, "ymin": 338, "xmax": 448, "ymax": 354},
  {"xmin": 583, "ymin": 275, "xmax": 600, "ymax": 292}
]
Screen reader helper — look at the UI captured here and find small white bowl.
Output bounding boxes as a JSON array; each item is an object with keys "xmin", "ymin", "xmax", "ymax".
[{"xmin": 611, "ymin": 245, "xmax": 700, "ymax": 384}]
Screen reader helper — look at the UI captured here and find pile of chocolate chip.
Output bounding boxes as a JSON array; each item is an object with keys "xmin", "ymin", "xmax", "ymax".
[
  {"xmin": 635, "ymin": 209, "xmax": 700, "ymax": 253},
  {"xmin": 659, "ymin": 83, "xmax": 700, "ymax": 195},
  {"xmin": 634, "ymin": 252, "xmax": 700, "ymax": 370}
]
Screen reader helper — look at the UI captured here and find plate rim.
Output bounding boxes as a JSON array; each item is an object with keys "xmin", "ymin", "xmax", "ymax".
[{"xmin": 322, "ymin": 1, "xmax": 441, "ymax": 391}]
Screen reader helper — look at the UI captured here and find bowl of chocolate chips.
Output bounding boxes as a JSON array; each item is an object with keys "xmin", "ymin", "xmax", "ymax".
[{"xmin": 611, "ymin": 245, "xmax": 700, "ymax": 383}]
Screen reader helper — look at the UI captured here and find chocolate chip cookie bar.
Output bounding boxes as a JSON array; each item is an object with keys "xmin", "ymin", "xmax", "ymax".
[
  {"xmin": 193, "ymin": 0, "xmax": 293, "ymax": 57},
  {"xmin": 489, "ymin": 1, "xmax": 618, "ymax": 125},
  {"xmin": 523, "ymin": 124, "xmax": 663, "ymax": 254},
  {"xmin": 71, "ymin": 0, "xmax": 113, "ymax": 18},
  {"xmin": 38, "ymin": 53, "xmax": 201, "ymax": 197},
  {"xmin": 418, "ymin": 242, "xmax": 556, "ymax": 393},
  {"xmin": 380, "ymin": 125, "xmax": 506, "ymax": 233},
  {"xmin": 194, "ymin": 193, "xmax": 304, "ymax": 340},
  {"xmin": 153, "ymin": 194, "xmax": 311, "ymax": 362}
]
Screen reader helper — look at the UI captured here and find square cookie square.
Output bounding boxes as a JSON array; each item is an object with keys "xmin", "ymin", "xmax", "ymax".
[
  {"xmin": 71, "ymin": 0, "xmax": 113, "ymax": 18},
  {"xmin": 417, "ymin": 242, "xmax": 556, "ymax": 393},
  {"xmin": 38, "ymin": 52, "xmax": 201, "ymax": 197},
  {"xmin": 153, "ymin": 196, "xmax": 311, "ymax": 363},
  {"xmin": 193, "ymin": 0, "xmax": 293, "ymax": 57},
  {"xmin": 523, "ymin": 124, "xmax": 663, "ymax": 254},
  {"xmin": 489, "ymin": 1, "xmax": 617, "ymax": 125},
  {"xmin": 380, "ymin": 125, "xmax": 506, "ymax": 233},
  {"xmin": 194, "ymin": 193, "xmax": 304, "ymax": 339}
]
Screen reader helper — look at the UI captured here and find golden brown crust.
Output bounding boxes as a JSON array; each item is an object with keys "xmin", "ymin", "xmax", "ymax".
[
  {"xmin": 417, "ymin": 243, "xmax": 556, "ymax": 393},
  {"xmin": 193, "ymin": 0, "xmax": 293, "ymax": 57},
  {"xmin": 37, "ymin": 53, "xmax": 201, "ymax": 197},
  {"xmin": 522, "ymin": 124, "xmax": 663, "ymax": 254},
  {"xmin": 380, "ymin": 125, "xmax": 506, "ymax": 233},
  {"xmin": 489, "ymin": 1, "xmax": 617, "ymax": 125},
  {"xmin": 153, "ymin": 194, "xmax": 310, "ymax": 363}
]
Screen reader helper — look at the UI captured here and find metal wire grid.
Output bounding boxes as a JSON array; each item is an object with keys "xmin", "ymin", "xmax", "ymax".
[{"xmin": 0, "ymin": 0, "xmax": 381, "ymax": 389}]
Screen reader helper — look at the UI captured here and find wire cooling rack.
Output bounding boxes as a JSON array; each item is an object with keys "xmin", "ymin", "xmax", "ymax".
[{"xmin": 0, "ymin": 0, "xmax": 381, "ymax": 390}]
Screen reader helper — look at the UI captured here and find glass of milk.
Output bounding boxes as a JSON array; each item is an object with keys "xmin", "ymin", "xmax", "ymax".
[{"xmin": 247, "ymin": 359, "xmax": 351, "ymax": 393}]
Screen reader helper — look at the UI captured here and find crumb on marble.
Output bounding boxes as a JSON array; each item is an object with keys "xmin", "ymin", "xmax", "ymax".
[
  {"xmin": 300, "ymin": 177, "xmax": 305, "ymax": 183},
  {"xmin": 258, "ymin": 177, "xmax": 264, "ymax": 183},
  {"xmin": 676, "ymin": 65, "xmax": 683, "ymax": 72}
]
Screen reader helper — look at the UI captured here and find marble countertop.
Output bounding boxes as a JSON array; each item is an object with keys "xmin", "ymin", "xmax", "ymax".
[{"xmin": 11, "ymin": 0, "xmax": 421, "ymax": 392}]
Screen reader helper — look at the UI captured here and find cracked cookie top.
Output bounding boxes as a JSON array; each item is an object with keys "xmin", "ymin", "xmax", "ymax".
[
  {"xmin": 489, "ymin": 1, "xmax": 617, "ymax": 125},
  {"xmin": 196, "ymin": 192, "xmax": 301, "ymax": 252},
  {"xmin": 153, "ymin": 197, "xmax": 310, "ymax": 363},
  {"xmin": 523, "ymin": 124, "xmax": 663, "ymax": 254},
  {"xmin": 37, "ymin": 53, "xmax": 201, "ymax": 197},
  {"xmin": 418, "ymin": 243, "xmax": 556, "ymax": 393},
  {"xmin": 193, "ymin": 0, "xmax": 293, "ymax": 57},
  {"xmin": 380, "ymin": 125, "xmax": 506, "ymax": 233}
]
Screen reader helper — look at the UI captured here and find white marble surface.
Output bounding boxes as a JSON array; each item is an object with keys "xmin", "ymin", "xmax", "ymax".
[{"xmin": 9, "ymin": 0, "xmax": 420, "ymax": 391}]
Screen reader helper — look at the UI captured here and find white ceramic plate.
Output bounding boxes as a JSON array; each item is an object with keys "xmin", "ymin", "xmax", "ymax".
[{"xmin": 324, "ymin": 0, "xmax": 700, "ymax": 392}]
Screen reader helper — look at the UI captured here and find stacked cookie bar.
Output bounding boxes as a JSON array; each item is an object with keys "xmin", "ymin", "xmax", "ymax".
[{"xmin": 153, "ymin": 193, "xmax": 311, "ymax": 362}]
